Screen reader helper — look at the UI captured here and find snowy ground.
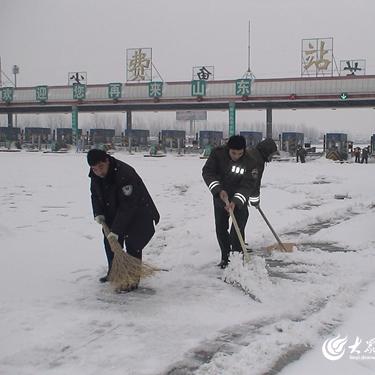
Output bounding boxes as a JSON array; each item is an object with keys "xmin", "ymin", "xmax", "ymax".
[{"xmin": 0, "ymin": 150, "xmax": 375, "ymax": 375}]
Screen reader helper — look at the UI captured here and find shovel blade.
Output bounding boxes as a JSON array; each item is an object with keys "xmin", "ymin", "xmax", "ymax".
[{"xmin": 265, "ymin": 242, "xmax": 296, "ymax": 252}]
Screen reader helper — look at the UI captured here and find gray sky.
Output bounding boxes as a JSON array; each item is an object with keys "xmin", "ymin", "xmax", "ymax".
[{"xmin": 1, "ymin": 0, "xmax": 375, "ymax": 139}]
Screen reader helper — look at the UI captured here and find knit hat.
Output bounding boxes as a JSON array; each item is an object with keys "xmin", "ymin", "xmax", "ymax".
[
  {"xmin": 256, "ymin": 138, "xmax": 278, "ymax": 162},
  {"xmin": 227, "ymin": 135, "xmax": 246, "ymax": 150},
  {"xmin": 87, "ymin": 149, "xmax": 109, "ymax": 166}
]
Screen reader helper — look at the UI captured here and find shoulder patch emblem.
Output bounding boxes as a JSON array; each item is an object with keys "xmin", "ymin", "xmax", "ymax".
[
  {"xmin": 122, "ymin": 185, "xmax": 133, "ymax": 196},
  {"xmin": 251, "ymin": 168, "xmax": 259, "ymax": 179}
]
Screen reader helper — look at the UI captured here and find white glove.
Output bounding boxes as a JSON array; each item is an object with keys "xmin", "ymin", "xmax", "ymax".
[
  {"xmin": 94, "ymin": 215, "xmax": 105, "ymax": 225},
  {"xmin": 107, "ymin": 232, "xmax": 119, "ymax": 241}
]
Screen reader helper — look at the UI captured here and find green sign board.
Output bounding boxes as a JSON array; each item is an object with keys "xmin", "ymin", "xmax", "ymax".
[
  {"xmin": 235, "ymin": 79, "xmax": 251, "ymax": 96},
  {"xmin": 108, "ymin": 83, "xmax": 122, "ymax": 100},
  {"xmin": 1, "ymin": 87, "xmax": 14, "ymax": 103},
  {"xmin": 35, "ymin": 86, "xmax": 48, "ymax": 102},
  {"xmin": 191, "ymin": 80, "xmax": 206, "ymax": 97},
  {"xmin": 73, "ymin": 84, "xmax": 86, "ymax": 100},
  {"xmin": 228, "ymin": 102, "xmax": 236, "ymax": 136},
  {"xmin": 148, "ymin": 81, "xmax": 163, "ymax": 97},
  {"xmin": 72, "ymin": 106, "xmax": 78, "ymax": 144}
]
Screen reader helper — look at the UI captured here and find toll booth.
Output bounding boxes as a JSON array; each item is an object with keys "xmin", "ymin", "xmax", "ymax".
[
  {"xmin": 125, "ymin": 129, "xmax": 150, "ymax": 147},
  {"xmin": 24, "ymin": 127, "xmax": 51, "ymax": 143},
  {"xmin": 240, "ymin": 131, "xmax": 262, "ymax": 148},
  {"xmin": 199, "ymin": 131, "xmax": 223, "ymax": 148},
  {"xmin": 56, "ymin": 128, "xmax": 82, "ymax": 144},
  {"xmin": 89, "ymin": 129, "xmax": 115, "ymax": 145},
  {"xmin": 281, "ymin": 132, "xmax": 304, "ymax": 156},
  {"xmin": 161, "ymin": 130, "xmax": 186, "ymax": 149},
  {"xmin": 0, "ymin": 127, "xmax": 20, "ymax": 142},
  {"xmin": 325, "ymin": 133, "xmax": 348, "ymax": 160}
]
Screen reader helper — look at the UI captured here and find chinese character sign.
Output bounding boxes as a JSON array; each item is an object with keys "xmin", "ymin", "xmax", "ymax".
[
  {"xmin": 301, "ymin": 38, "xmax": 333, "ymax": 76},
  {"xmin": 340, "ymin": 59, "xmax": 366, "ymax": 76},
  {"xmin": 108, "ymin": 83, "xmax": 122, "ymax": 100},
  {"xmin": 1, "ymin": 87, "xmax": 14, "ymax": 103},
  {"xmin": 228, "ymin": 102, "xmax": 236, "ymax": 137},
  {"xmin": 191, "ymin": 80, "xmax": 206, "ymax": 97},
  {"xmin": 35, "ymin": 86, "xmax": 48, "ymax": 102},
  {"xmin": 72, "ymin": 84, "xmax": 86, "ymax": 100},
  {"xmin": 148, "ymin": 82, "xmax": 163, "ymax": 98},
  {"xmin": 72, "ymin": 106, "xmax": 78, "ymax": 145},
  {"xmin": 235, "ymin": 79, "xmax": 251, "ymax": 96},
  {"xmin": 68, "ymin": 72, "xmax": 87, "ymax": 85},
  {"xmin": 127, "ymin": 48, "xmax": 152, "ymax": 81},
  {"xmin": 193, "ymin": 66, "xmax": 214, "ymax": 81}
]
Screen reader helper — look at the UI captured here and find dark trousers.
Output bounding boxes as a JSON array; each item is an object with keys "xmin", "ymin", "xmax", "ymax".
[
  {"xmin": 213, "ymin": 198, "xmax": 249, "ymax": 261},
  {"xmin": 103, "ymin": 233, "xmax": 142, "ymax": 273}
]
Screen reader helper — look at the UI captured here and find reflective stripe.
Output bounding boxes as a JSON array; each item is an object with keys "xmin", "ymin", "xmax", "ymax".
[
  {"xmin": 249, "ymin": 196, "xmax": 260, "ymax": 202},
  {"xmin": 234, "ymin": 193, "xmax": 246, "ymax": 204},
  {"xmin": 209, "ymin": 181, "xmax": 220, "ymax": 190},
  {"xmin": 231, "ymin": 165, "xmax": 246, "ymax": 174}
]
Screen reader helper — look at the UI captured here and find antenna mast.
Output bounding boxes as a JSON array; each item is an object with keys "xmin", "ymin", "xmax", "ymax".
[
  {"xmin": 243, "ymin": 20, "xmax": 255, "ymax": 79},
  {"xmin": 247, "ymin": 20, "xmax": 251, "ymax": 73}
]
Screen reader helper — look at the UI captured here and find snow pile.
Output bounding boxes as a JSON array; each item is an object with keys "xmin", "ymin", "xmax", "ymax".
[{"xmin": 222, "ymin": 252, "xmax": 272, "ymax": 302}]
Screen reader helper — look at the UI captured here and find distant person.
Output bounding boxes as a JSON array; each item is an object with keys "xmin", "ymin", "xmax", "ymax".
[
  {"xmin": 299, "ymin": 147, "xmax": 307, "ymax": 163},
  {"xmin": 361, "ymin": 147, "xmax": 368, "ymax": 164},
  {"xmin": 202, "ymin": 135, "xmax": 259, "ymax": 268},
  {"xmin": 354, "ymin": 147, "xmax": 361, "ymax": 163},
  {"xmin": 296, "ymin": 145, "xmax": 307, "ymax": 163},
  {"xmin": 296, "ymin": 146, "xmax": 300, "ymax": 163},
  {"xmin": 87, "ymin": 149, "xmax": 160, "ymax": 289}
]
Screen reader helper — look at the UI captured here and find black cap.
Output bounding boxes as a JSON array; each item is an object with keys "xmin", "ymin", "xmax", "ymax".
[
  {"xmin": 227, "ymin": 135, "xmax": 246, "ymax": 150},
  {"xmin": 87, "ymin": 149, "xmax": 108, "ymax": 166}
]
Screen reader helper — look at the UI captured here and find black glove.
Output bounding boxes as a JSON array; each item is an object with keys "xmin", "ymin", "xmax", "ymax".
[{"xmin": 249, "ymin": 196, "xmax": 260, "ymax": 207}]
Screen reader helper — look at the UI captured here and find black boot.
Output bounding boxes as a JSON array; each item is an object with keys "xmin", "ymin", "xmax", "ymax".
[
  {"xmin": 217, "ymin": 259, "xmax": 229, "ymax": 269},
  {"xmin": 99, "ymin": 275, "xmax": 108, "ymax": 283}
]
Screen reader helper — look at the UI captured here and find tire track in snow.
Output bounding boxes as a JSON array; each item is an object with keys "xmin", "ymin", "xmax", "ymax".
[{"xmin": 160, "ymin": 209, "xmax": 371, "ymax": 375}]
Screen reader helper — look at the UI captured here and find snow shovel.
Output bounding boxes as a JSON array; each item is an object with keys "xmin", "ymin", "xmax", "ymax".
[
  {"xmin": 102, "ymin": 223, "xmax": 159, "ymax": 292},
  {"xmin": 256, "ymin": 207, "xmax": 296, "ymax": 252},
  {"xmin": 224, "ymin": 198, "xmax": 251, "ymax": 263}
]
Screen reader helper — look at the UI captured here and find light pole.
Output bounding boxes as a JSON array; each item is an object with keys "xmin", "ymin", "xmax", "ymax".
[{"xmin": 12, "ymin": 65, "xmax": 19, "ymax": 127}]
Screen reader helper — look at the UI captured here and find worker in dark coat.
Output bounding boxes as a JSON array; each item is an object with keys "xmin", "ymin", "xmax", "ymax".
[
  {"xmin": 296, "ymin": 145, "xmax": 307, "ymax": 163},
  {"xmin": 361, "ymin": 147, "xmax": 369, "ymax": 164},
  {"xmin": 354, "ymin": 147, "xmax": 361, "ymax": 163},
  {"xmin": 87, "ymin": 149, "xmax": 160, "ymax": 284},
  {"xmin": 202, "ymin": 135, "xmax": 259, "ymax": 268},
  {"xmin": 247, "ymin": 138, "xmax": 278, "ymax": 200}
]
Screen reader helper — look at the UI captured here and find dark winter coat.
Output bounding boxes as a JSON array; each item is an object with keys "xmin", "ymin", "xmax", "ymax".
[
  {"xmin": 89, "ymin": 156, "xmax": 160, "ymax": 251},
  {"xmin": 202, "ymin": 145, "xmax": 259, "ymax": 207},
  {"xmin": 248, "ymin": 138, "xmax": 278, "ymax": 196}
]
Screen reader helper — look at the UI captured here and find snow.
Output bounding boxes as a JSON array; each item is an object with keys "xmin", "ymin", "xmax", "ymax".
[{"xmin": 0, "ymin": 151, "xmax": 375, "ymax": 375}]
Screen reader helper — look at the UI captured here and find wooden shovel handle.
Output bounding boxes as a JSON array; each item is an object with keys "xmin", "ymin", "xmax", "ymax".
[
  {"xmin": 257, "ymin": 206, "xmax": 288, "ymax": 252},
  {"xmin": 223, "ymin": 197, "xmax": 249, "ymax": 261},
  {"xmin": 102, "ymin": 222, "xmax": 111, "ymax": 238}
]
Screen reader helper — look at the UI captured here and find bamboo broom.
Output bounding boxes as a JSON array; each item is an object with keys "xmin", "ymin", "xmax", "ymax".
[{"xmin": 102, "ymin": 223, "xmax": 159, "ymax": 292}]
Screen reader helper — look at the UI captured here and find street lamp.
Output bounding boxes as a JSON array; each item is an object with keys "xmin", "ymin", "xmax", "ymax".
[
  {"xmin": 12, "ymin": 65, "xmax": 19, "ymax": 127},
  {"xmin": 12, "ymin": 65, "xmax": 19, "ymax": 86}
]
